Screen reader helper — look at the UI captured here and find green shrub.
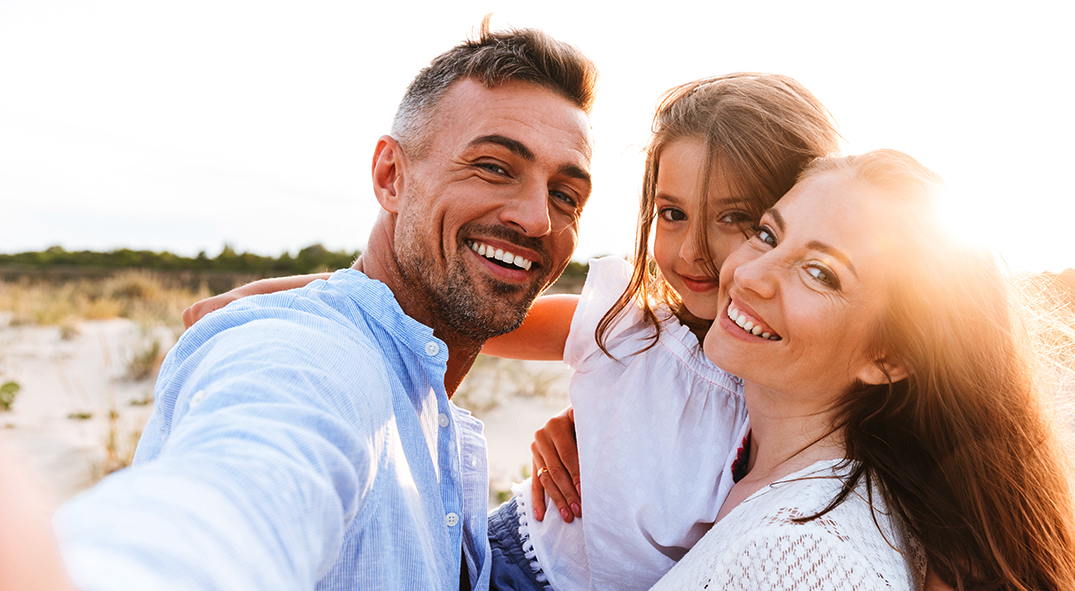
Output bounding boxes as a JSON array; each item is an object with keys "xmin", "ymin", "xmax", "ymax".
[{"xmin": 0, "ymin": 381, "xmax": 21, "ymax": 411}]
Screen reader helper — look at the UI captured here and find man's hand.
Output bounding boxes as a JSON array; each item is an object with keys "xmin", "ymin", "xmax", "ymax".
[
  {"xmin": 0, "ymin": 437, "xmax": 77, "ymax": 591},
  {"xmin": 530, "ymin": 407, "xmax": 581, "ymax": 522}
]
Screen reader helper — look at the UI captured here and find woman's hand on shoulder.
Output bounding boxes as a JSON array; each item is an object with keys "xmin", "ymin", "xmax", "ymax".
[{"xmin": 531, "ymin": 406, "xmax": 581, "ymax": 522}]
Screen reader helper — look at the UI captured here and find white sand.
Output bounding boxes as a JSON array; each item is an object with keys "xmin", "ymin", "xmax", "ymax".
[{"xmin": 0, "ymin": 317, "xmax": 571, "ymax": 508}]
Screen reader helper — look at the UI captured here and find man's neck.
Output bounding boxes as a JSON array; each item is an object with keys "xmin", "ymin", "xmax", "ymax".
[{"xmin": 352, "ymin": 252, "xmax": 485, "ymax": 398}]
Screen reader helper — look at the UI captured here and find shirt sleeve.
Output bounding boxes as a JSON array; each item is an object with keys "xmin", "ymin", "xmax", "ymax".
[
  {"xmin": 54, "ymin": 318, "xmax": 385, "ymax": 591},
  {"xmin": 564, "ymin": 257, "xmax": 645, "ymax": 371}
]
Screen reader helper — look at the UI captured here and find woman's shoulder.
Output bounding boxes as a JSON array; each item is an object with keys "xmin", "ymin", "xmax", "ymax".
[{"xmin": 651, "ymin": 461, "xmax": 922, "ymax": 591}]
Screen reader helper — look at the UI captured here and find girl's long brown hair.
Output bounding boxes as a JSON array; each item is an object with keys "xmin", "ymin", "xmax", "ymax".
[
  {"xmin": 596, "ymin": 73, "xmax": 839, "ymax": 355},
  {"xmin": 807, "ymin": 150, "xmax": 1075, "ymax": 590}
]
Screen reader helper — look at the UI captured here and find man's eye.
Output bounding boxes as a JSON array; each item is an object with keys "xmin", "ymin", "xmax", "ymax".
[
  {"xmin": 658, "ymin": 208, "xmax": 687, "ymax": 222},
  {"xmin": 551, "ymin": 190, "xmax": 577, "ymax": 208},
  {"xmin": 477, "ymin": 162, "xmax": 507, "ymax": 175}
]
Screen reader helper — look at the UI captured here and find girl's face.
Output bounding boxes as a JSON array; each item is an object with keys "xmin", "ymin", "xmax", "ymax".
[
  {"xmin": 703, "ymin": 171, "xmax": 901, "ymax": 403},
  {"xmin": 652, "ymin": 139, "xmax": 756, "ymax": 320}
]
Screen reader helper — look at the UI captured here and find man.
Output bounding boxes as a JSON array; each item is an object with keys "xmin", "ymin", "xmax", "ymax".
[{"xmin": 52, "ymin": 22, "xmax": 597, "ymax": 590}]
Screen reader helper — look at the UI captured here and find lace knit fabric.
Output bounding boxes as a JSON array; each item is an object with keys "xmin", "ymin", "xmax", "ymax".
[{"xmin": 650, "ymin": 460, "xmax": 925, "ymax": 591}]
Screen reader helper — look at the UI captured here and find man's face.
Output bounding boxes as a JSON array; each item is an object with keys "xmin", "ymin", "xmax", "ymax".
[{"xmin": 392, "ymin": 78, "xmax": 593, "ymax": 341}]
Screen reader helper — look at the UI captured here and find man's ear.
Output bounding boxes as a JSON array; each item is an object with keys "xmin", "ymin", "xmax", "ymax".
[
  {"xmin": 372, "ymin": 135, "xmax": 406, "ymax": 213},
  {"xmin": 857, "ymin": 356, "xmax": 909, "ymax": 386}
]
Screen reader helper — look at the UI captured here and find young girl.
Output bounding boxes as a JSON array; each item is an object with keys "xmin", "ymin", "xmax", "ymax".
[{"xmin": 183, "ymin": 73, "xmax": 839, "ymax": 591}]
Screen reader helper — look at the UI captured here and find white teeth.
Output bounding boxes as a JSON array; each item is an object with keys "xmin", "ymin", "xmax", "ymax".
[
  {"xmin": 467, "ymin": 240, "xmax": 534, "ymax": 271},
  {"xmin": 728, "ymin": 303, "xmax": 781, "ymax": 341}
]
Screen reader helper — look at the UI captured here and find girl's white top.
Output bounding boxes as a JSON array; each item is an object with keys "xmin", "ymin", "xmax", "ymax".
[
  {"xmin": 514, "ymin": 257, "xmax": 749, "ymax": 591},
  {"xmin": 650, "ymin": 460, "xmax": 926, "ymax": 591}
]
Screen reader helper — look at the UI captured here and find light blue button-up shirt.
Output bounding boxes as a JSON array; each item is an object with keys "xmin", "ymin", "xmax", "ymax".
[{"xmin": 55, "ymin": 269, "xmax": 491, "ymax": 590}]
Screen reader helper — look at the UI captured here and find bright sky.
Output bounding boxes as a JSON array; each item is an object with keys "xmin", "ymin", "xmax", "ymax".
[{"xmin": 1, "ymin": 0, "xmax": 1072, "ymax": 273}]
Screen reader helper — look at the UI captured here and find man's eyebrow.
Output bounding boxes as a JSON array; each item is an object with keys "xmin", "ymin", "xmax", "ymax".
[
  {"xmin": 470, "ymin": 134, "xmax": 592, "ymax": 188},
  {"xmin": 468, "ymin": 134, "xmax": 535, "ymax": 161},
  {"xmin": 559, "ymin": 164, "xmax": 591, "ymax": 188}
]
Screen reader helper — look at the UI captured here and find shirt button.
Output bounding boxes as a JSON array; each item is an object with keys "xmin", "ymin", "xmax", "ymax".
[
  {"xmin": 438, "ymin": 413, "xmax": 450, "ymax": 428},
  {"xmin": 424, "ymin": 342, "xmax": 440, "ymax": 356},
  {"xmin": 190, "ymin": 390, "xmax": 207, "ymax": 408},
  {"xmin": 445, "ymin": 512, "xmax": 459, "ymax": 527}
]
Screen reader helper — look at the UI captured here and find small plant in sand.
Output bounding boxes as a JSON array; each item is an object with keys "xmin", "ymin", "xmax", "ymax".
[
  {"xmin": 95, "ymin": 408, "xmax": 141, "ymax": 478},
  {"xmin": 125, "ymin": 339, "xmax": 162, "ymax": 381},
  {"xmin": 0, "ymin": 381, "xmax": 20, "ymax": 411}
]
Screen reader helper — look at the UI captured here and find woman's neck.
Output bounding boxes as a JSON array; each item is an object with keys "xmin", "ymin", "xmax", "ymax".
[
  {"xmin": 716, "ymin": 380, "xmax": 845, "ymax": 522},
  {"xmin": 741, "ymin": 381, "xmax": 845, "ymax": 481}
]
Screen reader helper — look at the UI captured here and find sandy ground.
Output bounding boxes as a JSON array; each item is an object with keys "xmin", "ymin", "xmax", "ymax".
[{"xmin": 0, "ymin": 317, "xmax": 571, "ymax": 509}]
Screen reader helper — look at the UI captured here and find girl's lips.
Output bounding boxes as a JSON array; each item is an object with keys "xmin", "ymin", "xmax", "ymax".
[{"xmin": 680, "ymin": 275, "xmax": 718, "ymax": 293}]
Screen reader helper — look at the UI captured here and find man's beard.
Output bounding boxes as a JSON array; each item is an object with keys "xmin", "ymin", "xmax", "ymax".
[{"xmin": 394, "ymin": 223, "xmax": 550, "ymax": 342}]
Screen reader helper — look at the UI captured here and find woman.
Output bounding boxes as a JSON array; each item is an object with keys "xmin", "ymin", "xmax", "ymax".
[{"xmin": 651, "ymin": 149, "xmax": 1075, "ymax": 590}]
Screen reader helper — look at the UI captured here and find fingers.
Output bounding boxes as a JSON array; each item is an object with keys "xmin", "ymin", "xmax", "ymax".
[
  {"xmin": 531, "ymin": 438, "xmax": 574, "ymax": 523},
  {"xmin": 182, "ymin": 305, "xmax": 196, "ymax": 329},
  {"xmin": 182, "ymin": 296, "xmax": 230, "ymax": 329},
  {"xmin": 530, "ymin": 455, "xmax": 546, "ymax": 521},
  {"xmin": 531, "ymin": 409, "xmax": 581, "ymax": 522}
]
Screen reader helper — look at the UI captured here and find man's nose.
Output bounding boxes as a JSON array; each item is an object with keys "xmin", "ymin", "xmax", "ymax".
[{"xmin": 500, "ymin": 181, "xmax": 553, "ymax": 237}]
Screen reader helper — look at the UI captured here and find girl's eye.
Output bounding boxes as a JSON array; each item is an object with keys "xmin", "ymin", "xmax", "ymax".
[
  {"xmin": 658, "ymin": 207, "xmax": 687, "ymax": 222},
  {"xmin": 752, "ymin": 225, "xmax": 776, "ymax": 247},
  {"xmin": 806, "ymin": 264, "xmax": 840, "ymax": 289},
  {"xmin": 719, "ymin": 211, "xmax": 754, "ymax": 226}
]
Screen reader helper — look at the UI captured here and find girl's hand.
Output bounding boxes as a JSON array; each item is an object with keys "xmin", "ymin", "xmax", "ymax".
[
  {"xmin": 530, "ymin": 407, "xmax": 582, "ymax": 522},
  {"xmin": 182, "ymin": 273, "xmax": 332, "ymax": 329}
]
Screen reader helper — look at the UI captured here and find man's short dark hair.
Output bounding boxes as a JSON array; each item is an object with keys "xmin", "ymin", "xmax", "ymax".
[{"xmin": 391, "ymin": 17, "xmax": 598, "ymax": 157}]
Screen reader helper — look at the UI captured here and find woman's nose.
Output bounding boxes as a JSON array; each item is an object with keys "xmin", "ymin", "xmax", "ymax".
[{"xmin": 732, "ymin": 251, "xmax": 778, "ymax": 300}]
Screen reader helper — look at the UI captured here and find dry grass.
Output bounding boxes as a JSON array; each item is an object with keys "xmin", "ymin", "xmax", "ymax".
[{"xmin": 0, "ymin": 271, "xmax": 209, "ymax": 330}]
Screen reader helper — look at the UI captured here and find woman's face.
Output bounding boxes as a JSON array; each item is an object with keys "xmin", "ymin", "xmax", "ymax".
[
  {"xmin": 703, "ymin": 170, "xmax": 900, "ymax": 401},
  {"xmin": 652, "ymin": 139, "xmax": 756, "ymax": 320}
]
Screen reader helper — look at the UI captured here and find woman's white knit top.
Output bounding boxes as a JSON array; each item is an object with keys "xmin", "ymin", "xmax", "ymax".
[{"xmin": 650, "ymin": 459, "xmax": 926, "ymax": 591}]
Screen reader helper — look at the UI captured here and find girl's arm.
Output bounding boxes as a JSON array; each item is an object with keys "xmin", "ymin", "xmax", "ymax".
[
  {"xmin": 182, "ymin": 273, "xmax": 332, "ymax": 329},
  {"xmin": 480, "ymin": 294, "xmax": 579, "ymax": 361}
]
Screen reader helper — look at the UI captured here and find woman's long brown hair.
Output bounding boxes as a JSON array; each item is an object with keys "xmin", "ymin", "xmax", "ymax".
[{"xmin": 807, "ymin": 151, "xmax": 1075, "ymax": 590}]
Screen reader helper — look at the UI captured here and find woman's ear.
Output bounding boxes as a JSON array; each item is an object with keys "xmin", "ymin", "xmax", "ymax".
[
  {"xmin": 858, "ymin": 356, "xmax": 909, "ymax": 386},
  {"xmin": 371, "ymin": 135, "xmax": 405, "ymax": 213}
]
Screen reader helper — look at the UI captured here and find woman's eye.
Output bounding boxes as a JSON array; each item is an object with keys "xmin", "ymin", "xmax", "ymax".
[
  {"xmin": 752, "ymin": 226, "xmax": 776, "ymax": 247},
  {"xmin": 806, "ymin": 264, "xmax": 839, "ymax": 289},
  {"xmin": 659, "ymin": 207, "xmax": 687, "ymax": 222}
]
